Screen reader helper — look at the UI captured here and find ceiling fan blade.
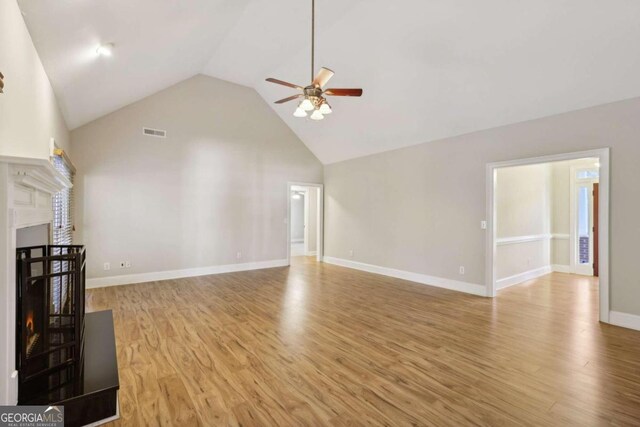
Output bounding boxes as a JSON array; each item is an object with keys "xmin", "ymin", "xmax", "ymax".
[
  {"xmin": 312, "ymin": 67, "xmax": 334, "ymax": 88},
  {"xmin": 324, "ymin": 88, "xmax": 363, "ymax": 97},
  {"xmin": 266, "ymin": 78, "xmax": 304, "ymax": 90},
  {"xmin": 274, "ymin": 94, "xmax": 303, "ymax": 104}
]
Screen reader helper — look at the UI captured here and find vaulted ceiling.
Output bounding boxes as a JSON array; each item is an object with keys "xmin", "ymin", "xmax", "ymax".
[{"xmin": 19, "ymin": 0, "xmax": 640, "ymax": 164}]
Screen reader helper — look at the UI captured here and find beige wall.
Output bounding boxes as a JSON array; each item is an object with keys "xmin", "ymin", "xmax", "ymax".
[
  {"xmin": 551, "ymin": 161, "xmax": 571, "ymax": 266},
  {"xmin": 325, "ymin": 97, "xmax": 640, "ymax": 316},
  {"xmin": 0, "ymin": 0, "xmax": 69, "ymax": 158},
  {"xmin": 496, "ymin": 164, "xmax": 551, "ymax": 238},
  {"xmin": 495, "ymin": 164, "xmax": 551, "ymax": 281},
  {"xmin": 72, "ymin": 74, "xmax": 322, "ymax": 280}
]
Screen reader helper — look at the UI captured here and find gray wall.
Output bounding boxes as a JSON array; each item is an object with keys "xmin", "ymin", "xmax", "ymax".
[
  {"xmin": 325, "ymin": 97, "xmax": 640, "ymax": 316},
  {"xmin": 71, "ymin": 74, "xmax": 322, "ymax": 280}
]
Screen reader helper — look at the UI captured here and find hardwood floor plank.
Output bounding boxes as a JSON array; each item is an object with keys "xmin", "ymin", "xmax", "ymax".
[
  {"xmin": 157, "ymin": 374, "xmax": 202, "ymax": 426},
  {"xmin": 87, "ymin": 258, "xmax": 640, "ymax": 426}
]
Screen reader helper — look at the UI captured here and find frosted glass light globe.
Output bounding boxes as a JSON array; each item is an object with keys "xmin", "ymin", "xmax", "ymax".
[
  {"xmin": 300, "ymin": 98, "xmax": 314, "ymax": 111},
  {"xmin": 310, "ymin": 110, "xmax": 324, "ymax": 121},
  {"xmin": 293, "ymin": 108, "xmax": 307, "ymax": 118},
  {"xmin": 319, "ymin": 103, "xmax": 332, "ymax": 114}
]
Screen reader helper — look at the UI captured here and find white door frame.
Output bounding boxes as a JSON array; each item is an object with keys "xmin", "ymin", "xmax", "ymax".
[
  {"xmin": 287, "ymin": 182, "xmax": 323, "ymax": 264},
  {"xmin": 485, "ymin": 148, "xmax": 610, "ymax": 323},
  {"xmin": 303, "ymin": 189, "xmax": 310, "ymax": 255}
]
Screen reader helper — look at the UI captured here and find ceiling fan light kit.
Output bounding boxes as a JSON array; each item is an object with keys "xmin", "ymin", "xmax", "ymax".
[{"xmin": 266, "ymin": 0, "xmax": 362, "ymax": 120}]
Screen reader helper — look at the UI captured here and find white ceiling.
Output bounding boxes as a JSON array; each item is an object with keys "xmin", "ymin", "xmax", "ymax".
[{"xmin": 19, "ymin": 0, "xmax": 640, "ymax": 164}]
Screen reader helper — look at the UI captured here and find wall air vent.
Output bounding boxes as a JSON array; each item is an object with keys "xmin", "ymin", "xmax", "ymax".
[{"xmin": 142, "ymin": 127, "xmax": 167, "ymax": 138}]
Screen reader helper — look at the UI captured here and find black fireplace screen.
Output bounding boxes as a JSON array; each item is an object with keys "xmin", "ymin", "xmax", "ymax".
[{"xmin": 16, "ymin": 245, "xmax": 86, "ymax": 403}]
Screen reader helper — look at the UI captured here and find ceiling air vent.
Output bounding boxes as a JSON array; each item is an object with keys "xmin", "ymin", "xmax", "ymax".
[{"xmin": 142, "ymin": 127, "xmax": 166, "ymax": 138}]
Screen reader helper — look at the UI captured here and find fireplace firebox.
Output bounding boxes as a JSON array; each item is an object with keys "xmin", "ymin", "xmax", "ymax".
[{"xmin": 16, "ymin": 245, "xmax": 86, "ymax": 404}]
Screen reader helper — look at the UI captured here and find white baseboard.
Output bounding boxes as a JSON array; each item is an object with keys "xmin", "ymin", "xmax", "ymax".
[
  {"xmin": 305, "ymin": 251, "xmax": 317, "ymax": 256},
  {"xmin": 323, "ymin": 256, "xmax": 486, "ymax": 296},
  {"xmin": 497, "ymin": 266, "xmax": 552, "ymax": 290},
  {"xmin": 552, "ymin": 264, "xmax": 572, "ymax": 273},
  {"xmin": 87, "ymin": 259, "xmax": 289, "ymax": 289},
  {"xmin": 291, "ymin": 239, "xmax": 304, "ymax": 243},
  {"xmin": 610, "ymin": 311, "xmax": 640, "ymax": 331}
]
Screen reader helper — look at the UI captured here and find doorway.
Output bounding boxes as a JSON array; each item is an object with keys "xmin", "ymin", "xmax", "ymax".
[
  {"xmin": 570, "ymin": 164, "xmax": 600, "ymax": 276},
  {"xmin": 287, "ymin": 182, "xmax": 323, "ymax": 264},
  {"xmin": 486, "ymin": 149, "xmax": 610, "ymax": 323}
]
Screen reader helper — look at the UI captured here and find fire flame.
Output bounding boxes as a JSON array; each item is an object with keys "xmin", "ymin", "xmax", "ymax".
[{"xmin": 26, "ymin": 311, "xmax": 34, "ymax": 335}]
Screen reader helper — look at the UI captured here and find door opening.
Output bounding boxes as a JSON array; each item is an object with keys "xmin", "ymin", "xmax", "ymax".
[
  {"xmin": 486, "ymin": 148, "xmax": 610, "ymax": 323},
  {"xmin": 287, "ymin": 182, "xmax": 323, "ymax": 264},
  {"xmin": 570, "ymin": 165, "xmax": 600, "ymax": 276}
]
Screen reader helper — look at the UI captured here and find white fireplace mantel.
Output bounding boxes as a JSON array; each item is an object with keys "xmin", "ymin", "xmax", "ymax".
[
  {"xmin": 1, "ymin": 156, "xmax": 72, "ymax": 229},
  {"xmin": 0, "ymin": 155, "xmax": 72, "ymax": 405}
]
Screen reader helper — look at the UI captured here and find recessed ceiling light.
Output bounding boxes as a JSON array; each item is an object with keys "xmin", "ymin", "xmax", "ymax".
[{"xmin": 96, "ymin": 43, "xmax": 114, "ymax": 57}]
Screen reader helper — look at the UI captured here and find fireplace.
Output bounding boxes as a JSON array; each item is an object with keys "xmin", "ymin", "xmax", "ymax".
[{"xmin": 16, "ymin": 245, "xmax": 86, "ymax": 403}]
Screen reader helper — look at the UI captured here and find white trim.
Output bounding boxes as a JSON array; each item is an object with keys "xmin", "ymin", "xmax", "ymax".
[
  {"xmin": 552, "ymin": 233, "xmax": 570, "ymax": 240},
  {"xmin": 303, "ymin": 188, "xmax": 310, "ymax": 255},
  {"xmin": 496, "ymin": 266, "xmax": 552, "ymax": 290},
  {"xmin": 486, "ymin": 148, "xmax": 610, "ymax": 323},
  {"xmin": 609, "ymin": 311, "xmax": 640, "ymax": 332},
  {"xmin": 305, "ymin": 251, "xmax": 317, "ymax": 256},
  {"xmin": 0, "ymin": 155, "xmax": 72, "ymax": 192},
  {"xmin": 323, "ymin": 256, "xmax": 486, "ymax": 296},
  {"xmin": 291, "ymin": 238, "xmax": 304, "ymax": 243},
  {"xmin": 87, "ymin": 259, "xmax": 288, "ymax": 289},
  {"xmin": 287, "ymin": 182, "xmax": 323, "ymax": 265},
  {"xmin": 552, "ymin": 264, "xmax": 572, "ymax": 273},
  {"xmin": 496, "ymin": 234, "xmax": 551, "ymax": 246}
]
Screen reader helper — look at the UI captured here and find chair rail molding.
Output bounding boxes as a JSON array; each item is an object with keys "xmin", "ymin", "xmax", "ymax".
[{"xmin": 496, "ymin": 234, "xmax": 552, "ymax": 246}]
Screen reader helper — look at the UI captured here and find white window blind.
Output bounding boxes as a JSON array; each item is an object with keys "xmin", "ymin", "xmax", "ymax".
[
  {"xmin": 51, "ymin": 153, "xmax": 74, "ymax": 314},
  {"xmin": 52, "ymin": 154, "xmax": 74, "ymax": 245}
]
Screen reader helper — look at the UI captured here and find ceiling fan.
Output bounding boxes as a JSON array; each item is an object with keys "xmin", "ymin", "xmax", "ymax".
[{"xmin": 266, "ymin": 0, "xmax": 363, "ymax": 121}]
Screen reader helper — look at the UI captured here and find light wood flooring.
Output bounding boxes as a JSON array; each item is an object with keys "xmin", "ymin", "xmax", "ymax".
[{"xmin": 86, "ymin": 257, "xmax": 640, "ymax": 426}]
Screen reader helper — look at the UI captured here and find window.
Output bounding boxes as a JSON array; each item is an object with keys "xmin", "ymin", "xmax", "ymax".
[
  {"xmin": 577, "ymin": 185, "xmax": 590, "ymax": 264},
  {"xmin": 51, "ymin": 151, "xmax": 75, "ymax": 314},
  {"xmin": 576, "ymin": 169, "xmax": 599, "ymax": 180},
  {"xmin": 52, "ymin": 152, "xmax": 74, "ymax": 245}
]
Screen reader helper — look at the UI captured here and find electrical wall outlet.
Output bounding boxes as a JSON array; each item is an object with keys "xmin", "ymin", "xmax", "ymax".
[
  {"xmin": 103, "ymin": 262, "xmax": 110, "ymax": 271},
  {"xmin": 236, "ymin": 251, "xmax": 242, "ymax": 260},
  {"xmin": 459, "ymin": 266, "xmax": 465, "ymax": 275},
  {"xmin": 119, "ymin": 261, "xmax": 125, "ymax": 268},
  {"xmin": 125, "ymin": 261, "xmax": 131, "ymax": 268},
  {"xmin": 481, "ymin": 220, "xmax": 487, "ymax": 230},
  {"xmin": 349, "ymin": 249, "xmax": 354, "ymax": 258}
]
